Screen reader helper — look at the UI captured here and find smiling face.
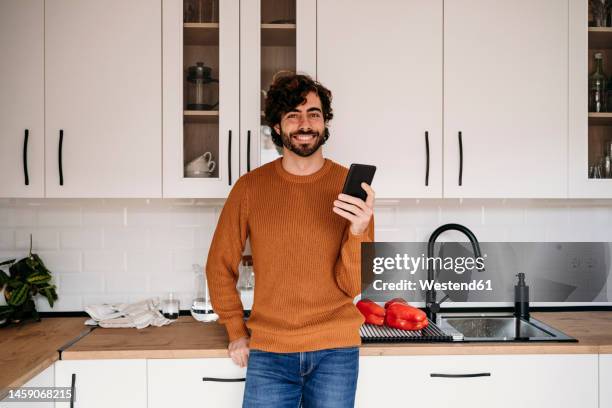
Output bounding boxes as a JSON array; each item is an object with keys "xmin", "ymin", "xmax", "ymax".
[{"xmin": 273, "ymin": 91, "xmax": 326, "ymax": 158}]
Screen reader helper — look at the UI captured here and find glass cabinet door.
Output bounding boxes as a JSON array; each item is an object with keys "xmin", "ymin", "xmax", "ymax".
[
  {"xmin": 163, "ymin": 0, "xmax": 239, "ymax": 197},
  {"xmin": 240, "ymin": 0, "xmax": 316, "ymax": 174}
]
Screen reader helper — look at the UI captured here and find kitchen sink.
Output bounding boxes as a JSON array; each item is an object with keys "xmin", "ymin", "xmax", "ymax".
[{"xmin": 436, "ymin": 312, "xmax": 577, "ymax": 342}]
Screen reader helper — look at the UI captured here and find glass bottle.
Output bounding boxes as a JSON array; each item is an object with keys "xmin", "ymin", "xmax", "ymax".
[{"xmin": 590, "ymin": 52, "xmax": 608, "ymax": 112}]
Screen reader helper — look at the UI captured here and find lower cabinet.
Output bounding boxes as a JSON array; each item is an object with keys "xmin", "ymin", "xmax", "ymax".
[
  {"xmin": 54, "ymin": 359, "xmax": 147, "ymax": 408},
  {"xmin": 356, "ymin": 354, "xmax": 598, "ymax": 408},
  {"xmin": 0, "ymin": 364, "xmax": 54, "ymax": 408},
  {"xmin": 147, "ymin": 358, "xmax": 246, "ymax": 407},
  {"xmin": 601, "ymin": 354, "xmax": 612, "ymax": 408}
]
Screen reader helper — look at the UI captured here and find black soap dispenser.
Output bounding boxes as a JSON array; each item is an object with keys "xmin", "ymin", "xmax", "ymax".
[{"xmin": 514, "ymin": 273, "xmax": 530, "ymax": 319}]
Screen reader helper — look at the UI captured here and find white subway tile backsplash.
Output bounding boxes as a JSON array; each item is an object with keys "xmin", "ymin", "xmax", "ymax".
[
  {"xmin": 15, "ymin": 229, "xmax": 59, "ymax": 250},
  {"xmin": 35, "ymin": 294, "xmax": 83, "ymax": 312},
  {"xmin": 150, "ymin": 227, "xmax": 195, "ymax": 250},
  {"xmin": 1, "ymin": 197, "xmax": 611, "ymax": 311},
  {"xmin": 4, "ymin": 207, "xmax": 37, "ymax": 227},
  {"xmin": 0, "ymin": 229, "xmax": 14, "ymax": 249},
  {"xmin": 37, "ymin": 250, "xmax": 81, "ymax": 274},
  {"xmin": 103, "ymin": 227, "xmax": 149, "ymax": 250},
  {"xmin": 83, "ymin": 250, "xmax": 125, "ymax": 272},
  {"xmin": 60, "ymin": 227, "xmax": 104, "ymax": 249},
  {"xmin": 126, "ymin": 250, "xmax": 172, "ymax": 274},
  {"xmin": 59, "ymin": 272, "xmax": 105, "ymax": 294},
  {"xmin": 37, "ymin": 207, "xmax": 81, "ymax": 227}
]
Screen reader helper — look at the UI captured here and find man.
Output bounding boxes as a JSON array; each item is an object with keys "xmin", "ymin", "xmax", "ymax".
[{"xmin": 206, "ymin": 73, "xmax": 375, "ymax": 407}]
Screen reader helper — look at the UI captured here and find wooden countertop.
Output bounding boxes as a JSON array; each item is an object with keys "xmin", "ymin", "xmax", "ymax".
[
  {"xmin": 0, "ymin": 317, "xmax": 91, "ymax": 399},
  {"xmin": 60, "ymin": 311, "xmax": 612, "ymax": 359}
]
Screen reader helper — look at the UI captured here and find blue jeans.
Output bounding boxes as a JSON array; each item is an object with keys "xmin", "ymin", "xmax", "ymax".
[{"xmin": 242, "ymin": 346, "xmax": 359, "ymax": 408}]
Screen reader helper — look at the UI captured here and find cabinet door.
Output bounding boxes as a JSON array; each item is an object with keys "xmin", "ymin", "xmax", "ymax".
[
  {"xmin": 162, "ymin": 0, "xmax": 240, "ymax": 198},
  {"xmin": 568, "ymin": 0, "xmax": 612, "ymax": 197},
  {"xmin": 45, "ymin": 0, "xmax": 162, "ymax": 198},
  {"xmin": 148, "ymin": 358, "xmax": 246, "ymax": 408},
  {"xmin": 0, "ymin": 0, "xmax": 44, "ymax": 198},
  {"xmin": 317, "ymin": 0, "xmax": 443, "ymax": 198},
  {"xmin": 444, "ymin": 0, "xmax": 568, "ymax": 198},
  {"xmin": 240, "ymin": 0, "xmax": 317, "ymax": 174},
  {"xmin": 0, "ymin": 364, "xmax": 54, "ymax": 408},
  {"xmin": 356, "ymin": 354, "xmax": 597, "ymax": 408},
  {"xmin": 54, "ymin": 359, "xmax": 146, "ymax": 408},
  {"xmin": 601, "ymin": 354, "xmax": 612, "ymax": 408}
]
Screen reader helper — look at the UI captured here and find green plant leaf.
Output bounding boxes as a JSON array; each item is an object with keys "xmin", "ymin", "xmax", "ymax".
[
  {"xmin": 7, "ymin": 284, "xmax": 29, "ymax": 306},
  {"xmin": 0, "ymin": 270, "xmax": 9, "ymax": 285},
  {"xmin": 27, "ymin": 273, "xmax": 52, "ymax": 285},
  {"xmin": 0, "ymin": 259, "xmax": 15, "ymax": 267}
]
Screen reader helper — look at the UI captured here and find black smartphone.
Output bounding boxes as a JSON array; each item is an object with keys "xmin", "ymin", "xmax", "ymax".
[{"xmin": 341, "ymin": 163, "xmax": 377, "ymax": 202}]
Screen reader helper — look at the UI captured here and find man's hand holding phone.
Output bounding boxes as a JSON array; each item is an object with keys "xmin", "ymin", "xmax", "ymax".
[{"xmin": 333, "ymin": 182, "xmax": 375, "ymax": 235}]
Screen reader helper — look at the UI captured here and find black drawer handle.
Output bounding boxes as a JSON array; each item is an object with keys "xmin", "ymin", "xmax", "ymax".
[
  {"xmin": 458, "ymin": 131, "xmax": 463, "ymax": 186},
  {"xmin": 247, "ymin": 130, "xmax": 251, "ymax": 172},
  {"xmin": 59, "ymin": 129, "xmax": 64, "ymax": 186},
  {"xmin": 430, "ymin": 372, "xmax": 490, "ymax": 378},
  {"xmin": 228, "ymin": 130, "xmax": 232, "ymax": 185},
  {"xmin": 202, "ymin": 377, "xmax": 246, "ymax": 382},
  {"xmin": 425, "ymin": 131, "xmax": 430, "ymax": 186},
  {"xmin": 70, "ymin": 373, "xmax": 76, "ymax": 407},
  {"xmin": 23, "ymin": 129, "xmax": 30, "ymax": 185}
]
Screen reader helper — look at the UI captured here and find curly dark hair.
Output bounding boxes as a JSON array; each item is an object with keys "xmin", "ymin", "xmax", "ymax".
[{"xmin": 264, "ymin": 73, "xmax": 334, "ymax": 147}]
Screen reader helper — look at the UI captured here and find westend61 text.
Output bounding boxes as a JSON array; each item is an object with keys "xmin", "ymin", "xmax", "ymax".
[{"xmin": 372, "ymin": 279, "xmax": 493, "ymax": 292}]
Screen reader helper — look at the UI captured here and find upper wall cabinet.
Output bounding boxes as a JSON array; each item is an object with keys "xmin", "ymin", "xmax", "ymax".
[
  {"xmin": 569, "ymin": 0, "xmax": 612, "ymax": 197},
  {"xmin": 0, "ymin": 0, "xmax": 45, "ymax": 198},
  {"xmin": 443, "ymin": 0, "xmax": 569, "ymax": 198},
  {"xmin": 317, "ymin": 0, "xmax": 444, "ymax": 198},
  {"xmin": 45, "ymin": 0, "xmax": 162, "ymax": 198},
  {"xmin": 240, "ymin": 0, "xmax": 317, "ymax": 175},
  {"xmin": 162, "ymin": 0, "xmax": 240, "ymax": 198}
]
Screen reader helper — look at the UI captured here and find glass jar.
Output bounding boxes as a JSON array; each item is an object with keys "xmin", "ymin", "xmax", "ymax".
[{"xmin": 186, "ymin": 62, "xmax": 219, "ymax": 110}]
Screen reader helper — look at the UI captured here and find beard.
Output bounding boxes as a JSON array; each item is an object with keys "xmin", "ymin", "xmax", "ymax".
[{"xmin": 279, "ymin": 127, "xmax": 326, "ymax": 157}]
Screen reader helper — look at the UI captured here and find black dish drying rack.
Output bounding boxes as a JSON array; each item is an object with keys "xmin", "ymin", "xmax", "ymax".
[{"xmin": 360, "ymin": 318, "xmax": 453, "ymax": 343}]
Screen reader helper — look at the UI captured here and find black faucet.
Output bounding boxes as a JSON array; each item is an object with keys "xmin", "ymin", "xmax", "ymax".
[{"xmin": 426, "ymin": 223, "xmax": 485, "ymax": 322}]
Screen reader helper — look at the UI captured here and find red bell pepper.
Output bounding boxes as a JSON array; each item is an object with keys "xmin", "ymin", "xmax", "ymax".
[
  {"xmin": 385, "ymin": 312, "xmax": 429, "ymax": 331},
  {"xmin": 386, "ymin": 302, "xmax": 427, "ymax": 323},
  {"xmin": 384, "ymin": 297, "xmax": 408, "ymax": 309},
  {"xmin": 356, "ymin": 299, "xmax": 385, "ymax": 326}
]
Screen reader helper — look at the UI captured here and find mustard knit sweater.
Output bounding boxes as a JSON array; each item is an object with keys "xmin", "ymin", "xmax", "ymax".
[{"xmin": 205, "ymin": 157, "xmax": 375, "ymax": 352}]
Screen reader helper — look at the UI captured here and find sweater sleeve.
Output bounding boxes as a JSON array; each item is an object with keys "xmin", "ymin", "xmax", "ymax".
[
  {"xmin": 334, "ymin": 215, "xmax": 375, "ymax": 299},
  {"xmin": 205, "ymin": 177, "xmax": 250, "ymax": 342}
]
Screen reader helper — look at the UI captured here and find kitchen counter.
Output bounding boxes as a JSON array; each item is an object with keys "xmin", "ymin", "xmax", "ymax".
[
  {"xmin": 0, "ymin": 317, "xmax": 91, "ymax": 399},
  {"xmin": 2, "ymin": 311, "xmax": 612, "ymax": 398},
  {"xmin": 60, "ymin": 311, "xmax": 612, "ymax": 359}
]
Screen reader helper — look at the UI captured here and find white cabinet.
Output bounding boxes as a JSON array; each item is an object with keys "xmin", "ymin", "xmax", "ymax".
[
  {"xmin": 356, "ymin": 354, "xmax": 598, "ymax": 408},
  {"xmin": 0, "ymin": 364, "xmax": 54, "ymax": 408},
  {"xmin": 443, "ymin": 0, "xmax": 568, "ymax": 198},
  {"xmin": 240, "ymin": 0, "xmax": 317, "ymax": 174},
  {"xmin": 0, "ymin": 0, "xmax": 45, "ymax": 198},
  {"xmin": 317, "ymin": 0, "xmax": 443, "ymax": 198},
  {"xmin": 601, "ymin": 354, "xmax": 612, "ymax": 408},
  {"xmin": 54, "ymin": 359, "xmax": 147, "ymax": 408},
  {"xmin": 162, "ymin": 0, "xmax": 239, "ymax": 198},
  {"xmin": 148, "ymin": 358, "xmax": 246, "ymax": 407},
  {"xmin": 45, "ymin": 0, "xmax": 162, "ymax": 198}
]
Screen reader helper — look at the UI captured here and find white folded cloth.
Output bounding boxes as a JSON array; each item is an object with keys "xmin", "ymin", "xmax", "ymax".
[{"xmin": 84, "ymin": 297, "xmax": 174, "ymax": 329}]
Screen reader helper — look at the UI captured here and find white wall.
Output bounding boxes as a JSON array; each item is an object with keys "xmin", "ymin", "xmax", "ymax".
[{"xmin": 1, "ymin": 197, "xmax": 611, "ymax": 311}]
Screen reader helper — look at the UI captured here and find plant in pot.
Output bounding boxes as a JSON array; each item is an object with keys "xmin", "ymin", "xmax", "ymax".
[{"xmin": 0, "ymin": 234, "xmax": 58, "ymax": 326}]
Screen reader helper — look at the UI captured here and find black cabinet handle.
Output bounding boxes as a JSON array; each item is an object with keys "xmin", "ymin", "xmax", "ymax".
[
  {"xmin": 430, "ymin": 372, "xmax": 490, "ymax": 378},
  {"xmin": 247, "ymin": 130, "xmax": 251, "ymax": 172},
  {"xmin": 58, "ymin": 129, "xmax": 64, "ymax": 186},
  {"xmin": 202, "ymin": 377, "xmax": 246, "ymax": 382},
  {"xmin": 23, "ymin": 129, "xmax": 29, "ymax": 185},
  {"xmin": 228, "ymin": 130, "xmax": 232, "ymax": 185},
  {"xmin": 425, "ymin": 131, "xmax": 430, "ymax": 186},
  {"xmin": 70, "ymin": 373, "xmax": 76, "ymax": 407},
  {"xmin": 458, "ymin": 131, "xmax": 463, "ymax": 186}
]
